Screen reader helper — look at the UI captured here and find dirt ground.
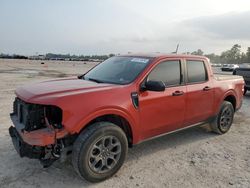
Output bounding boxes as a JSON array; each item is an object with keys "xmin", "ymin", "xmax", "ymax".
[{"xmin": 0, "ymin": 59, "xmax": 249, "ymax": 188}]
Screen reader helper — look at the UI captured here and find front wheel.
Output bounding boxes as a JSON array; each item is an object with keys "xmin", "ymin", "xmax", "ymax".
[
  {"xmin": 72, "ymin": 122, "xmax": 128, "ymax": 182},
  {"xmin": 210, "ymin": 101, "xmax": 235, "ymax": 134}
]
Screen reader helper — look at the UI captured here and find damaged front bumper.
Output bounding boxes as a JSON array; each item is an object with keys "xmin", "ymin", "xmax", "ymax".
[
  {"xmin": 9, "ymin": 126, "xmax": 45, "ymax": 159},
  {"xmin": 10, "ymin": 114, "xmax": 68, "ymax": 147},
  {"xmin": 8, "ymin": 97, "xmax": 75, "ymax": 168},
  {"xmin": 9, "ymin": 114, "xmax": 70, "ymax": 167}
]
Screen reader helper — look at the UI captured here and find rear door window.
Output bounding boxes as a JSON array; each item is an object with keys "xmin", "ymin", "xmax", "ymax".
[{"xmin": 187, "ymin": 60, "xmax": 207, "ymax": 83}]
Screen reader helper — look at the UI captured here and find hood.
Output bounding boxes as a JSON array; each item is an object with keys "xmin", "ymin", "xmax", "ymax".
[{"xmin": 15, "ymin": 77, "xmax": 118, "ymax": 103}]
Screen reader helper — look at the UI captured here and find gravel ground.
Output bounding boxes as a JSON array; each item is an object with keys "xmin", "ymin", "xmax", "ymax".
[{"xmin": 0, "ymin": 59, "xmax": 249, "ymax": 188}]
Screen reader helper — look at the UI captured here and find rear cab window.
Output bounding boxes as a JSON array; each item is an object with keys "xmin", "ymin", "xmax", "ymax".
[{"xmin": 186, "ymin": 60, "xmax": 208, "ymax": 83}]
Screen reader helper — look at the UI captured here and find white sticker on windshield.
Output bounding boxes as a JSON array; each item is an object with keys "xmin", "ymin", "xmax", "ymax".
[{"xmin": 131, "ymin": 58, "xmax": 149, "ymax": 64}]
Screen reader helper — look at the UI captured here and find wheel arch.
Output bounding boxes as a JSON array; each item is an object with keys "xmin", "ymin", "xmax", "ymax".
[
  {"xmin": 224, "ymin": 95, "xmax": 236, "ymax": 111},
  {"xmin": 84, "ymin": 114, "xmax": 133, "ymax": 147},
  {"xmin": 73, "ymin": 109, "xmax": 137, "ymax": 147},
  {"xmin": 215, "ymin": 90, "xmax": 237, "ymax": 115}
]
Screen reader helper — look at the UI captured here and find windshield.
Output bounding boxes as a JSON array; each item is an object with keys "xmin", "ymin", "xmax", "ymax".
[{"xmin": 83, "ymin": 56, "xmax": 151, "ymax": 84}]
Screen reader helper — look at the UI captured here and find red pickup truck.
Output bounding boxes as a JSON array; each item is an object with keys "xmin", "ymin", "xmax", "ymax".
[{"xmin": 9, "ymin": 54, "xmax": 244, "ymax": 182}]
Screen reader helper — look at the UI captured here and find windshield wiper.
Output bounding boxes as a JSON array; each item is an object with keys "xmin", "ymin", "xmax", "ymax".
[{"xmin": 87, "ymin": 78, "xmax": 104, "ymax": 83}]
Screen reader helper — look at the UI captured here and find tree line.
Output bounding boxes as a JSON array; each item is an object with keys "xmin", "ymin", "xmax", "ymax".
[
  {"xmin": 190, "ymin": 44, "xmax": 250, "ymax": 64},
  {"xmin": 1, "ymin": 44, "xmax": 250, "ymax": 64},
  {"xmin": 0, "ymin": 53, "xmax": 115, "ymax": 61},
  {"xmin": 45, "ymin": 53, "xmax": 115, "ymax": 61}
]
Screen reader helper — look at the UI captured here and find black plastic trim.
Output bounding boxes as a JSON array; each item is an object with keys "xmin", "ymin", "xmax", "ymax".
[
  {"xmin": 9, "ymin": 126, "xmax": 45, "ymax": 159},
  {"xmin": 131, "ymin": 92, "xmax": 139, "ymax": 109}
]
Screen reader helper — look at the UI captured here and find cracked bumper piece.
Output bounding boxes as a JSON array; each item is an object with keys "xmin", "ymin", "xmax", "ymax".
[
  {"xmin": 10, "ymin": 114, "xmax": 68, "ymax": 146},
  {"xmin": 9, "ymin": 126, "xmax": 45, "ymax": 159}
]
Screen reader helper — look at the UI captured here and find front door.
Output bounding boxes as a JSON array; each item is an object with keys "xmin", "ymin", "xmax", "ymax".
[{"xmin": 139, "ymin": 59, "xmax": 187, "ymax": 140}]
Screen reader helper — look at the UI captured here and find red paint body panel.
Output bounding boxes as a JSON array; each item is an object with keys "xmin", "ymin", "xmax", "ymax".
[
  {"xmin": 13, "ymin": 54, "xmax": 244, "ymax": 146},
  {"xmin": 139, "ymin": 85, "xmax": 187, "ymax": 140}
]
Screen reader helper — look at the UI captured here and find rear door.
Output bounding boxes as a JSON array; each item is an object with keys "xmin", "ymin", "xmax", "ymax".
[
  {"xmin": 139, "ymin": 59, "xmax": 187, "ymax": 140},
  {"xmin": 185, "ymin": 59, "xmax": 214, "ymax": 125}
]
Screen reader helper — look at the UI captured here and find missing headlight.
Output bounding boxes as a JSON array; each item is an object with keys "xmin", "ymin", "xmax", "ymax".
[
  {"xmin": 11, "ymin": 98, "xmax": 63, "ymax": 131},
  {"xmin": 45, "ymin": 106, "xmax": 63, "ymax": 129}
]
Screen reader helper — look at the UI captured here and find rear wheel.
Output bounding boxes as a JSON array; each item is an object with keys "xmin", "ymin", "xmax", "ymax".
[
  {"xmin": 72, "ymin": 122, "xmax": 128, "ymax": 182},
  {"xmin": 210, "ymin": 101, "xmax": 235, "ymax": 134}
]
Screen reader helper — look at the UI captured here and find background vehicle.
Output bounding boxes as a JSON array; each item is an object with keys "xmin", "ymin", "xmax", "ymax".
[
  {"xmin": 221, "ymin": 64, "xmax": 239, "ymax": 71},
  {"xmin": 9, "ymin": 54, "xmax": 244, "ymax": 182},
  {"xmin": 211, "ymin": 63, "xmax": 222, "ymax": 67},
  {"xmin": 233, "ymin": 63, "xmax": 250, "ymax": 95}
]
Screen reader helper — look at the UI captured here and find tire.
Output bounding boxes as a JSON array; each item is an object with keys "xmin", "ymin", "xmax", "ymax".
[
  {"xmin": 72, "ymin": 122, "xmax": 128, "ymax": 182},
  {"xmin": 210, "ymin": 101, "xmax": 235, "ymax": 134}
]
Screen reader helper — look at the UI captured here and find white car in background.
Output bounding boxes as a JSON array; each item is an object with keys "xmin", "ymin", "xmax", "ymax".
[
  {"xmin": 211, "ymin": 63, "xmax": 222, "ymax": 67},
  {"xmin": 221, "ymin": 64, "xmax": 239, "ymax": 71}
]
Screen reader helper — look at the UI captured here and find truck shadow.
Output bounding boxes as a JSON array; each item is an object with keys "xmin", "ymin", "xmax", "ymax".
[
  {"xmin": 127, "ymin": 125, "xmax": 216, "ymax": 162},
  {"xmin": 58, "ymin": 125, "xmax": 217, "ymax": 185}
]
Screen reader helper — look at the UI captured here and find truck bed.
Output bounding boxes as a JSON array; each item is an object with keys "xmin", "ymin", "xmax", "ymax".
[{"xmin": 214, "ymin": 74, "xmax": 243, "ymax": 81}]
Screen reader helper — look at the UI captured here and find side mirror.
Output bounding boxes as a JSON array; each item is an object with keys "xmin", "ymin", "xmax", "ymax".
[{"xmin": 144, "ymin": 80, "xmax": 165, "ymax": 92}]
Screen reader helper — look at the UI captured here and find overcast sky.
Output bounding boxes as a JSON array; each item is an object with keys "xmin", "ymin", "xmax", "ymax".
[{"xmin": 0, "ymin": 0, "xmax": 250, "ymax": 55}]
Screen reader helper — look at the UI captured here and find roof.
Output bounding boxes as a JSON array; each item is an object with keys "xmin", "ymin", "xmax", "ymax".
[{"xmin": 119, "ymin": 53, "xmax": 208, "ymax": 60}]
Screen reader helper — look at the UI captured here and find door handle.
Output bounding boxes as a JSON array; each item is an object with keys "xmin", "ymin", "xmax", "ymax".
[
  {"xmin": 172, "ymin": 90, "xmax": 184, "ymax": 96},
  {"xmin": 203, "ymin": 86, "xmax": 211, "ymax": 91}
]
